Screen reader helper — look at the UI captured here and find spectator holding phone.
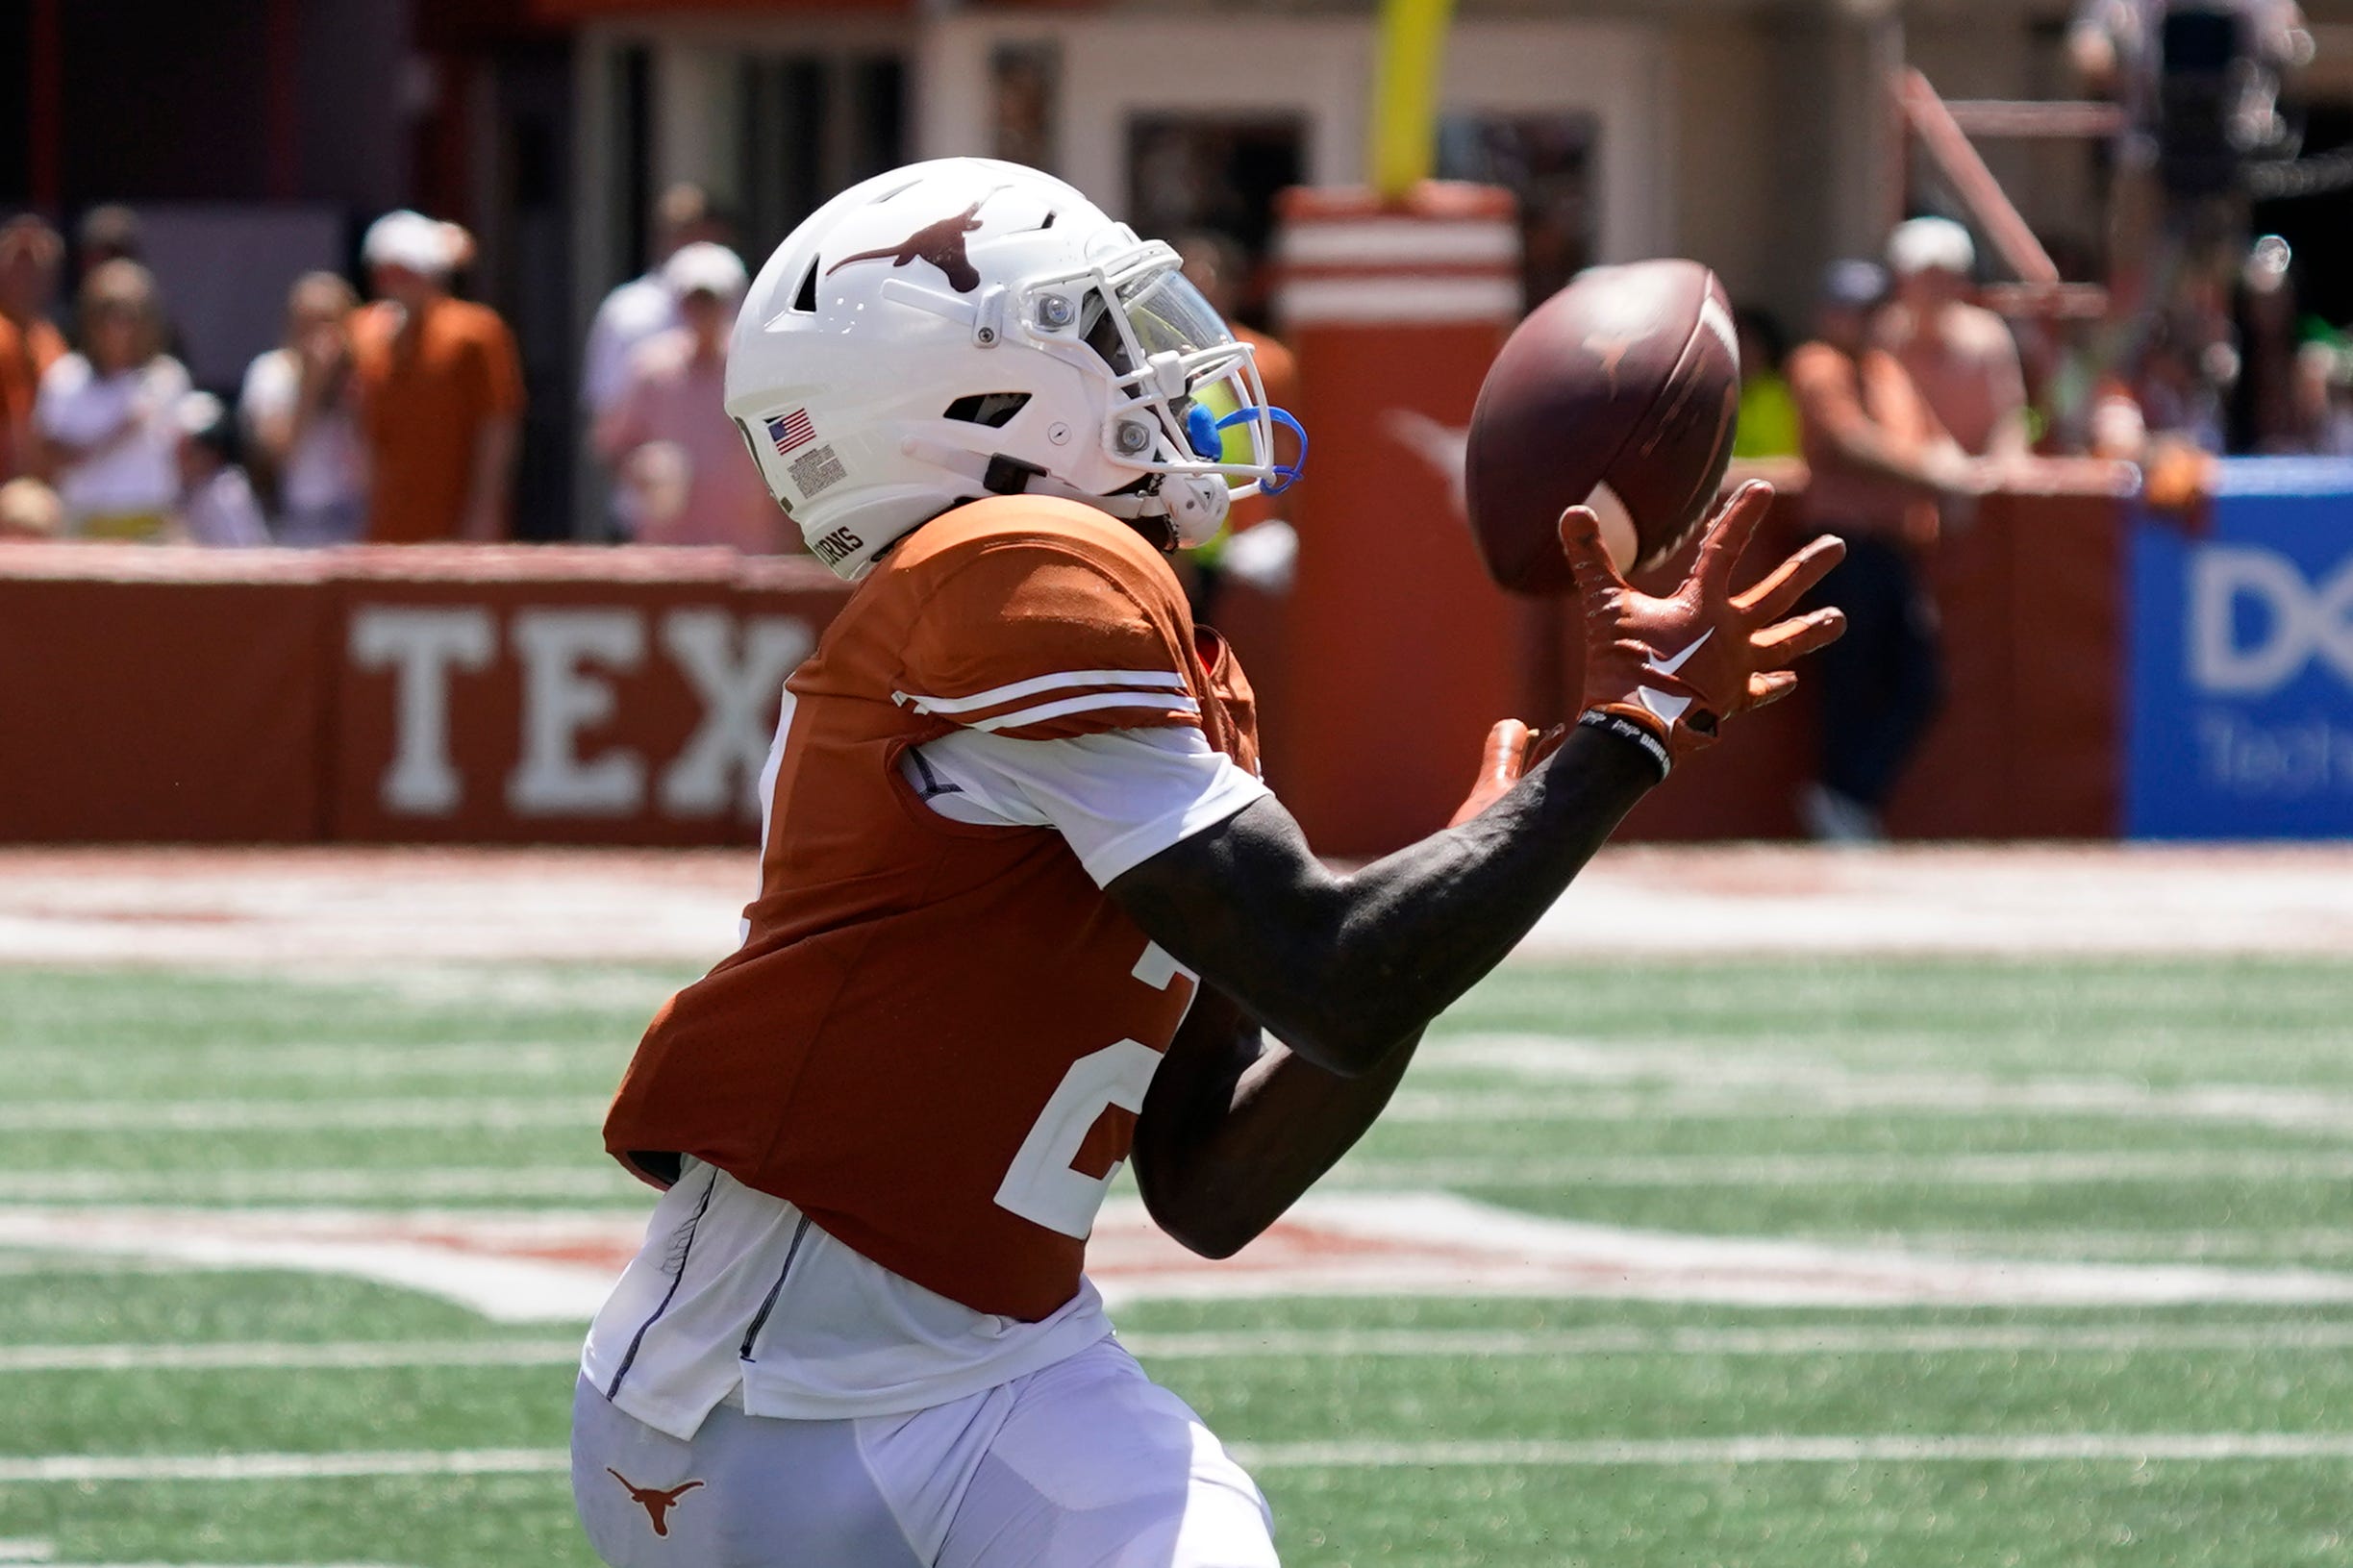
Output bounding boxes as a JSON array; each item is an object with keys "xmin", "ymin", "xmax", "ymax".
[{"xmin": 239, "ymin": 271, "xmax": 367, "ymax": 544}]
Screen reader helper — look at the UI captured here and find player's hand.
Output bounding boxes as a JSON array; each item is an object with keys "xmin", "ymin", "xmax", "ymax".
[
  {"xmin": 1561, "ymin": 480, "xmax": 1847, "ymax": 774},
  {"xmin": 1448, "ymin": 718, "xmax": 1567, "ymax": 828}
]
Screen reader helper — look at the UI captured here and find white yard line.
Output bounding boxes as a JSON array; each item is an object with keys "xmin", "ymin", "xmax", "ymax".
[
  {"xmin": 1412, "ymin": 1035, "xmax": 2353, "ymax": 1135},
  {"xmin": 12, "ymin": 1318, "xmax": 2353, "ymax": 1378},
  {"xmin": 0, "ymin": 1450, "xmax": 570, "ymax": 1484},
  {"xmin": 1323, "ymin": 1148, "xmax": 2353, "ymax": 1188},
  {"xmin": 8, "ymin": 1147, "xmax": 2353, "ymax": 1203},
  {"xmin": 17, "ymin": 1042, "xmax": 613, "ymax": 1079},
  {"xmin": 1851, "ymin": 1229, "xmax": 2353, "ymax": 1260},
  {"xmin": 0, "ymin": 1550, "xmax": 398, "ymax": 1568},
  {"xmin": 6, "ymin": 845, "xmax": 2353, "ymax": 966},
  {"xmin": 13, "ymin": 1321, "xmax": 2353, "ymax": 1376},
  {"xmin": 17, "ymin": 1076, "xmax": 2353, "ymax": 1137},
  {"xmin": 1517, "ymin": 845, "xmax": 2353, "ymax": 958},
  {"xmin": 1122, "ymin": 1321, "xmax": 2353, "ymax": 1360},
  {"xmin": 11, "ymin": 1432, "xmax": 2353, "ymax": 1484},
  {"xmin": 0, "ymin": 1099, "xmax": 609, "ymax": 1132},
  {"xmin": 0, "ymin": 1169, "xmax": 642, "ymax": 1202},
  {"xmin": 1235, "ymin": 1431, "xmax": 2353, "ymax": 1468},
  {"xmin": 1389, "ymin": 1080, "xmax": 2353, "ymax": 1135},
  {"xmin": 0, "ymin": 1340, "xmax": 582, "ymax": 1374}
]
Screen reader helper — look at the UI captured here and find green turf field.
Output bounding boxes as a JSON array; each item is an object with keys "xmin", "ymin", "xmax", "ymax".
[{"xmin": 4, "ymin": 957, "xmax": 2353, "ymax": 1565}]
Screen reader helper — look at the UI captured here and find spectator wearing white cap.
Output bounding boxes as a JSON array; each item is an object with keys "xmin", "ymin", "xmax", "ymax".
[
  {"xmin": 348, "ymin": 210, "xmax": 524, "ymax": 543},
  {"xmin": 583, "ymin": 184, "xmax": 726, "ymax": 424},
  {"xmin": 1880, "ymin": 217, "xmax": 2031, "ymax": 462},
  {"xmin": 1789, "ymin": 259, "xmax": 1981, "ymax": 843},
  {"xmin": 592, "ymin": 242, "xmax": 789, "ymax": 553}
]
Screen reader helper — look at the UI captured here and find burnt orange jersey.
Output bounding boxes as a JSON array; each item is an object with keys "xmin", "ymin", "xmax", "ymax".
[{"xmin": 604, "ymin": 496, "xmax": 1260, "ymax": 1321}]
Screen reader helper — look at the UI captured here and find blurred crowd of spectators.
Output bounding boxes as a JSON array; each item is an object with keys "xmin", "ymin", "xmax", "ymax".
[
  {"xmin": 1736, "ymin": 218, "xmax": 2353, "ymax": 490},
  {"xmin": 0, "ymin": 203, "xmax": 514, "ymax": 548},
  {"xmin": 582, "ymin": 184, "xmax": 789, "ymax": 554},
  {"xmin": 0, "ymin": 184, "xmax": 789, "ymax": 557},
  {"xmin": 1730, "ymin": 199, "xmax": 2353, "ymax": 843},
  {"xmin": 5, "ymin": 140, "xmax": 2347, "ymax": 557}
]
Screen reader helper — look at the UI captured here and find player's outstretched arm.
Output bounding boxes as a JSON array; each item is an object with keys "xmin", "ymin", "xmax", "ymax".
[
  {"xmin": 1110, "ymin": 726, "xmax": 1649, "ymax": 1080},
  {"xmin": 1132, "ymin": 722, "xmax": 1549, "ymax": 1257},
  {"xmin": 1108, "ymin": 483, "xmax": 1844, "ymax": 1082}
]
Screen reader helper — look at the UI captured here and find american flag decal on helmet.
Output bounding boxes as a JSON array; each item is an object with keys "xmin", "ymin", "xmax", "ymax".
[{"xmin": 766, "ymin": 409, "xmax": 816, "ymax": 456}]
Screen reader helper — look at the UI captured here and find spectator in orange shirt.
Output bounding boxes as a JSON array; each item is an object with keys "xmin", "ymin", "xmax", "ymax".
[
  {"xmin": 348, "ymin": 211, "xmax": 524, "ymax": 542},
  {"xmin": 0, "ymin": 216, "xmax": 68, "ymax": 483}
]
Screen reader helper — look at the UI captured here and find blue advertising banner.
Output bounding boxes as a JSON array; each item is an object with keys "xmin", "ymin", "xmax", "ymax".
[{"xmin": 2127, "ymin": 459, "xmax": 2353, "ymax": 838}]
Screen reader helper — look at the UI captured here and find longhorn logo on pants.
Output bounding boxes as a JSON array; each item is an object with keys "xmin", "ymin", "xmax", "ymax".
[{"xmin": 609, "ymin": 1469, "xmax": 704, "ymax": 1537}]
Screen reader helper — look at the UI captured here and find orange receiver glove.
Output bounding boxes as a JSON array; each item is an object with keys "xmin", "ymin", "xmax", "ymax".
[
  {"xmin": 1563, "ymin": 481, "xmax": 1848, "ymax": 777},
  {"xmin": 1448, "ymin": 718, "xmax": 1569, "ymax": 828}
]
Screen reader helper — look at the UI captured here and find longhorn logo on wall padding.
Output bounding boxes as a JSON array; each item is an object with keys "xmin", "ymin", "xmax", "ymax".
[{"xmin": 826, "ymin": 188, "xmax": 1009, "ymax": 293}]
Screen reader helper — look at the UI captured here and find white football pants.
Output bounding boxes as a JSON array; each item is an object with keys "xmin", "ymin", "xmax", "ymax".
[{"xmin": 572, "ymin": 1335, "xmax": 1280, "ymax": 1567}]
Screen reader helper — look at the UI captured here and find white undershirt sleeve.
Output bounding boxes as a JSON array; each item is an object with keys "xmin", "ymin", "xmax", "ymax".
[{"xmin": 899, "ymin": 725, "xmax": 1271, "ymax": 886}]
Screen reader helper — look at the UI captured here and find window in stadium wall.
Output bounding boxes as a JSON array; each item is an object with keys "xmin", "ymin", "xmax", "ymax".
[
  {"xmin": 738, "ymin": 53, "xmax": 909, "ymax": 267},
  {"xmin": 992, "ymin": 41, "xmax": 1061, "ymax": 174},
  {"xmin": 612, "ymin": 43, "xmax": 656, "ymax": 280},
  {"xmin": 1437, "ymin": 112, "xmax": 1598, "ymax": 311},
  {"xmin": 1123, "ymin": 115, "xmax": 1306, "ymax": 331}
]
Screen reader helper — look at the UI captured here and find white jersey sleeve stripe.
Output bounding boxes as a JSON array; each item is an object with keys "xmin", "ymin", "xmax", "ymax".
[
  {"xmin": 892, "ymin": 668, "xmax": 1189, "ymax": 717},
  {"xmin": 967, "ymin": 690, "xmax": 1201, "ymax": 734}
]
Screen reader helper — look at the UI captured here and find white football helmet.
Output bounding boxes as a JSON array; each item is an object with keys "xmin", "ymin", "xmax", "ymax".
[{"xmin": 724, "ymin": 158, "xmax": 1303, "ymax": 579}]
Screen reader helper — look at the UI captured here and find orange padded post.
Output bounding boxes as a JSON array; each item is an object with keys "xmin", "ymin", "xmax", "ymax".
[{"xmin": 1267, "ymin": 183, "xmax": 1527, "ymax": 857}]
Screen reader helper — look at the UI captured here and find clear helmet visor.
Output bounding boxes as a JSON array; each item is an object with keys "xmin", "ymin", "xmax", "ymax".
[
  {"xmin": 1119, "ymin": 267, "xmax": 1236, "ymax": 359},
  {"xmin": 1078, "ymin": 266, "xmax": 1236, "ymax": 374},
  {"xmin": 1055, "ymin": 244, "xmax": 1306, "ymax": 545}
]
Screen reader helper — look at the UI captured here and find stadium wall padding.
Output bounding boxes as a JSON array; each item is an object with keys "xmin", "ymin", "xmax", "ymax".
[
  {"xmin": 0, "ymin": 492, "xmax": 2132, "ymax": 848},
  {"xmin": 0, "ymin": 546, "xmax": 850, "ymax": 846},
  {"xmin": 1619, "ymin": 485, "xmax": 2128, "ymax": 841}
]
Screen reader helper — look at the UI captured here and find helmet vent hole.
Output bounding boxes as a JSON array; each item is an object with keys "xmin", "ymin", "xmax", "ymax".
[
  {"xmin": 942, "ymin": 392, "xmax": 1032, "ymax": 429},
  {"xmin": 792, "ymin": 258, "xmax": 820, "ymax": 313}
]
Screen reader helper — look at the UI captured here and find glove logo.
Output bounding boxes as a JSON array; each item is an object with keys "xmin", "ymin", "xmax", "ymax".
[
  {"xmin": 1644, "ymin": 629, "xmax": 1715, "ymax": 678},
  {"xmin": 1634, "ymin": 630, "xmax": 1715, "ymax": 727}
]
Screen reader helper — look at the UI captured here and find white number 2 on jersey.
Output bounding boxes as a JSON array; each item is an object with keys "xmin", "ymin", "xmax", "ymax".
[{"xmin": 993, "ymin": 943, "xmax": 1198, "ymax": 1238}]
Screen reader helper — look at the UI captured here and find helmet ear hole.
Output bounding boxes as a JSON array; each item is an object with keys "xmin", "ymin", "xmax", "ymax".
[{"xmin": 942, "ymin": 392, "xmax": 1032, "ymax": 429}]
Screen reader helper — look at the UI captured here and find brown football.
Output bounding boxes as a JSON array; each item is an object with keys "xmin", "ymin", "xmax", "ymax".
[{"xmin": 1464, "ymin": 260, "xmax": 1741, "ymax": 594}]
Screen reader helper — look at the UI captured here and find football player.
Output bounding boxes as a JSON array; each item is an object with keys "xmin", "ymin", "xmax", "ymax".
[{"xmin": 572, "ymin": 158, "xmax": 1845, "ymax": 1567}]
